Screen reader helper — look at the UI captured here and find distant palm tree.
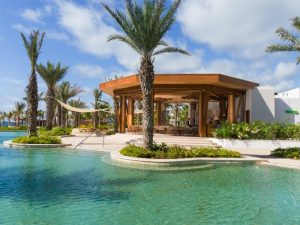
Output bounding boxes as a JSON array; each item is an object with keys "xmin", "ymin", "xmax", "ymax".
[
  {"xmin": 37, "ymin": 62, "xmax": 68, "ymax": 130},
  {"xmin": 68, "ymin": 99, "xmax": 86, "ymax": 128},
  {"xmin": 102, "ymin": 0, "xmax": 190, "ymax": 149},
  {"xmin": 7, "ymin": 111, "xmax": 13, "ymax": 126},
  {"xmin": 266, "ymin": 17, "xmax": 300, "ymax": 64},
  {"xmin": 21, "ymin": 30, "xmax": 45, "ymax": 136},
  {"xmin": 15, "ymin": 102, "xmax": 26, "ymax": 127},
  {"xmin": 91, "ymin": 89, "xmax": 102, "ymax": 128},
  {"xmin": 0, "ymin": 112, "xmax": 6, "ymax": 126},
  {"xmin": 56, "ymin": 81, "xmax": 82, "ymax": 127}
]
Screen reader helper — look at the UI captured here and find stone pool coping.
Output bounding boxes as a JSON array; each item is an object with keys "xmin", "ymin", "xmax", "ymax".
[
  {"xmin": 111, "ymin": 151, "xmax": 266, "ymax": 167},
  {"xmin": 3, "ymin": 140, "xmax": 72, "ymax": 148}
]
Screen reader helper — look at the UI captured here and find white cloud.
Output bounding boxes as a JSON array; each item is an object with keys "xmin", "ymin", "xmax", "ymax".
[
  {"xmin": 177, "ymin": 0, "xmax": 300, "ymax": 59},
  {"xmin": 73, "ymin": 64, "xmax": 105, "ymax": 78},
  {"xmin": 21, "ymin": 9, "xmax": 43, "ymax": 23},
  {"xmin": 54, "ymin": 0, "xmax": 139, "ymax": 70}
]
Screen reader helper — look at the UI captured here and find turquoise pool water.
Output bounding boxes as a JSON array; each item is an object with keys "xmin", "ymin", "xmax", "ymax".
[{"xmin": 1, "ymin": 133, "xmax": 300, "ymax": 225}]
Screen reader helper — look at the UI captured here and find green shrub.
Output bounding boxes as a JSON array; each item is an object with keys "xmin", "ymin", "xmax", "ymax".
[
  {"xmin": 120, "ymin": 144, "xmax": 240, "ymax": 159},
  {"xmin": 215, "ymin": 122, "xmax": 300, "ymax": 140},
  {"xmin": 106, "ymin": 130, "xmax": 116, "ymax": 136},
  {"xmin": 12, "ymin": 136, "xmax": 61, "ymax": 144},
  {"xmin": 271, "ymin": 147, "xmax": 300, "ymax": 159},
  {"xmin": 39, "ymin": 127, "xmax": 72, "ymax": 137}
]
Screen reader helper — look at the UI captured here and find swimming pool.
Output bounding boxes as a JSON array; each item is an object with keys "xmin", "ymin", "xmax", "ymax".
[{"xmin": 1, "ymin": 132, "xmax": 300, "ymax": 224}]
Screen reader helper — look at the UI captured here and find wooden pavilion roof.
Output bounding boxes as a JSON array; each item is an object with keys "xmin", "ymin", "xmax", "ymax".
[{"xmin": 100, "ymin": 74, "xmax": 259, "ymax": 102}]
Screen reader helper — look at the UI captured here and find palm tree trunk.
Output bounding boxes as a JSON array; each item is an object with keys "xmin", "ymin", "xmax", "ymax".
[
  {"xmin": 45, "ymin": 88, "xmax": 55, "ymax": 130},
  {"xmin": 57, "ymin": 105, "xmax": 62, "ymax": 126},
  {"xmin": 113, "ymin": 96, "xmax": 119, "ymax": 133},
  {"xmin": 61, "ymin": 107, "xmax": 66, "ymax": 127},
  {"xmin": 139, "ymin": 58, "xmax": 154, "ymax": 150},
  {"xmin": 94, "ymin": 112, "xmax": 99, "ymax": 129},
  {"xmin": 27, "ymin": 71, "xmax": 38, "ymax": 136}
]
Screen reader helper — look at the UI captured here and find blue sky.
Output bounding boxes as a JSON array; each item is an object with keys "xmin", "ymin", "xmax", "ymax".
[{"xmin": 1, "ymin": 0, "xmax": 300, "ymax": 112}]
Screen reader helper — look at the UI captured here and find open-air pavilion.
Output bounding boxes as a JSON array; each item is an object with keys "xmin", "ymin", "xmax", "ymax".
[{"xmin": 100, "ymin": 74, "xmax": 259, "ymax": 137}]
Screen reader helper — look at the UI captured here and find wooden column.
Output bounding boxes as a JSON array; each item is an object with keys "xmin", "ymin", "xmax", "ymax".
[
  {"xmin": 227, "ymin": 94, "xmax": 236, "ymax": 124},
  {"xmin": 190, "ymin": 103, "xmax": 195, "ymax": 126},
  {"xmin": 127, "ymin": 98, "xmax": 134, "ymax": 127},
  {"xmin": 120, "ymin": 96, "xmax": 126, "ymax": 133},
  {"xmin": 198, "ymin": 91, "xmax": 209, "ymax": 137},
  {"xmin": 219, "ymin": 99, "xmax": 227, "ymax": 122},
  {"xmin": 156, "ymin": 102, "xmax": 162, "ymax": 126}
]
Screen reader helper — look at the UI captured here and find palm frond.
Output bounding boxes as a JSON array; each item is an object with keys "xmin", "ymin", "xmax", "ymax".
[
  {"xmin": 266, "ymin": 44, "xmax": 295, "ymax": 52},
  {"xmin": 153, "ymin": 47, "xmax": 190, "ymax": 56}
]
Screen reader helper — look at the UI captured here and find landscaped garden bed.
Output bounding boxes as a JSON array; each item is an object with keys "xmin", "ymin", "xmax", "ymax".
[
  {"xmin": 271, "ymin": 147, "xmax": 300, "ymax": 159},
  {"xmin": 215, "ymin": 121, "xmax": 300, "ymax": 140},
  {"xmin": 120, "ymin": 143, "xmax": 240, "ymax": 159}
]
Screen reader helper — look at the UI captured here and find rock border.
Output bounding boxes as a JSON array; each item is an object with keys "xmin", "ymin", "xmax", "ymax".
[
  {"xmin": 3, "ymin": 140, "xmax": 71, "ymax": 148},
  {"xmin": 110, "ymin": 151, "xmax": 266, "ymax": 167}
]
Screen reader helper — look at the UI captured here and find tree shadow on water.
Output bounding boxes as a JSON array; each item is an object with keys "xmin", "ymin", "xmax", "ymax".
[{"xmin": 0, "ymin": 166, "xmax": 146, "ymax": 204}]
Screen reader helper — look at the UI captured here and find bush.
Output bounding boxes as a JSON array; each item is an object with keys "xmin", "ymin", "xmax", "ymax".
[
  {"xmin": 39, "ymin": 127, "xmax": 72, "ymax": 137},
  {"xmin": 120, "ymin": 144, "xmax": 240, "ymax": 159},
  {"xmin": 106, "ymin": 130, "xmax": 116, "ymax": 136},
  {"xmin": 214, "ymin": 122, "xmax": 300, "ymax": 140},
  {"xmin": 12, "ymin": 136, "xmax": 61, "ymax": 144},
  {"xmin": 271, "ymin": 147, "xmax": 300, "ymax": 159}
]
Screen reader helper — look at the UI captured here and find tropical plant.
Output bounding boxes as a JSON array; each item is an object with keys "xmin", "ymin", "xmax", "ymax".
[
  {"xmin": 266, "ymin": 17, "xmax": 300, "ymax": 64},
  {"xmin": 37, "ymin": 61, "xmax": 68, "ymax": 130},
  {"xmin": 7, "ymin": 111, "xmax": 13, "ymax": 126},
  {"xmin": 21, "ymin": 30, "xmax": 45, "ymax": 136},
  {"xmin": 14, "ymin": 102, "xmax": 26, "ymax": 127},
  {"xmin": 91, "ymin": 89, "xmax": 102, "ymax": 128},
  {"xmin": 0, "ymin": 112, "xmax": 6, "ymax": 126},
  {"xmin": 56, "ymin": 81, "xmax": 82, "ymax": 127},
  {"xmin": 68, "ymin": 98, "xmax": 86, "ymax": 128},
  {"xmin": 102, "ymin": 0, "xmax": 190, "ymax": 149}
]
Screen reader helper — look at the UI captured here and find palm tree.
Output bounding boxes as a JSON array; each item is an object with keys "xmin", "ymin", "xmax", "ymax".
[
  {"xmin": 102, "ymin": 0, "xmax": 189, "ymax": 149},
  {"xmin": 56, "ymin": 81, "xmax": 82, "ymax": 127},
  {"xmin": 15, "ymin": 102, "xmax": 26, "ymax": 127},
  {"xmin": 0, "ymin": 112, "xmax": 6, "ymax": 126},
  {"xmin": 266, "ymin": 17, "xmax": 300, "ymax": 63},
  {"xmin": 37, "ymin": 62, "xmax": 68, "ymax": 130},
  {"xmin": 91, "ymin": 89, "xmax": 102, "ymax": 129},
  {"xmin": 21, "ymin": 30, "xmax": 45, "ymax": 136},
  {"xmin": 68, "ymin": 99, "xmax": 86, "ymax": 128},
  {"xmin": 7, "ymin": 111, "xmax": 13, "ymax": 126},
  {"xmin": 37, "ymin": 110, "xmax": 45, "ymax": 126}
]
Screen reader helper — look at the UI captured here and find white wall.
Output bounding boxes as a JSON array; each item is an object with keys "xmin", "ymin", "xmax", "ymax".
[
  {"xmin": 275, "ymin": 96, "xmax": 300, "ymax": 124},
  {"xmin": 248, "ymin": 87, "xmax": 275, "ymax": 123}
]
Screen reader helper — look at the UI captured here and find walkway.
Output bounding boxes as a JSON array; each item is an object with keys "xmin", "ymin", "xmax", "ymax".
[{"xmin": 61, "ymin": 133, "xmax": 300, "ymax": 170}]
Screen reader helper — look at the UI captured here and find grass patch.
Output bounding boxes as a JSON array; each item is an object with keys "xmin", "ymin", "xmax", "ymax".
[
  {"xmin": 271, "ymin": 147, "xmax": 300, "ymax": 159},
  {"xmin": 120, "ymin": 143, "xmax": 240, "ymax": 159},
  {"xmin": 0, "ymin": 126, "xmax": 27, "ymax": 131},
  {"xmin": 12, "ymin": 136, "xmax": 61, "ymax": 144},
  {"xmin": 38, "ymin": 127, "xmax": 72, "ymax": 137}
]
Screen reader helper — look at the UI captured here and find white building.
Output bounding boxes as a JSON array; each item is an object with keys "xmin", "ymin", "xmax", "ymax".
[{"xmin": 249, "ymin": 87, "xmax": 300, "ymax": 124}]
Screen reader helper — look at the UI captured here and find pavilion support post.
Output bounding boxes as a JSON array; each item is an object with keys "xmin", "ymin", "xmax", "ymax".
[
  {"xmin": 198, "ymin": 91, "xmax": 209, "ymax": 137},
  {"xmin": 227, "ymin": 94, "xmax": 236, "ymax": 124},
  {"xmin": 156, "ymin": 102, "xmax": 162, "ymax": 126},
  {"xmin": 127, "ymin": 98, "xmax": 134, "ymax": 127},
  {"xmin": 219, "ymin": 99, "xmax": 227, "ymax": 122},
  {"xmin": 120, "ymin": 96, "xmax": 126, "ymax": 133},
  {"xmin": 190, "ymin": 103, "xmax": 196, "ymax": 126}
]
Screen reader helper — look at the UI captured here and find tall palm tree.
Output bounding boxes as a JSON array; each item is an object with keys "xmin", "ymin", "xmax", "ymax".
[
  {"xmin": 56, "ymin": 81, "xmax": 82, "ymax": 127},
  {"xmin": 21, "ymin": 30, "xmax": 45, "ymax": 136},
  {"xmin": 15, "ymin": 102, "xmax": 26, "ymax": 127},
  {"xmin": 37, "ymin": 62, "xmax": 68, "ymax": 130},
  {"xmin": 68, "ymin": 99, "xmax": 86, "ymax": 128},
  {"xmin": 91, "ymin": 89, "xmax": 102, "ymax": 129},
  {"xmin": 102, "ymin": 0, "xmax": 190, "ymax": 149},
  {"xmin": 7, "ymin": 111, "xmax": 13, "ymax": 126},
  {"xmin": 266, "ymin": 17, "xmax": 300, "ymax": 63},
  {"xmin": 0, "ymin": 112, "xmax": 6, "ymax": 126}
]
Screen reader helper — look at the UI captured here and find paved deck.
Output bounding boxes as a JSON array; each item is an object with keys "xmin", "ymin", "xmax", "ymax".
[{"xmin": 61, "ymin": 133, "xmax": 300, "ymax": 170}]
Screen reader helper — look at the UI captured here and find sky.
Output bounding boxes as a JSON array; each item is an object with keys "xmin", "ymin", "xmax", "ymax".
[{"xmin": 1, "ymin": 0, "xmax": 300, "ymax": 112}]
